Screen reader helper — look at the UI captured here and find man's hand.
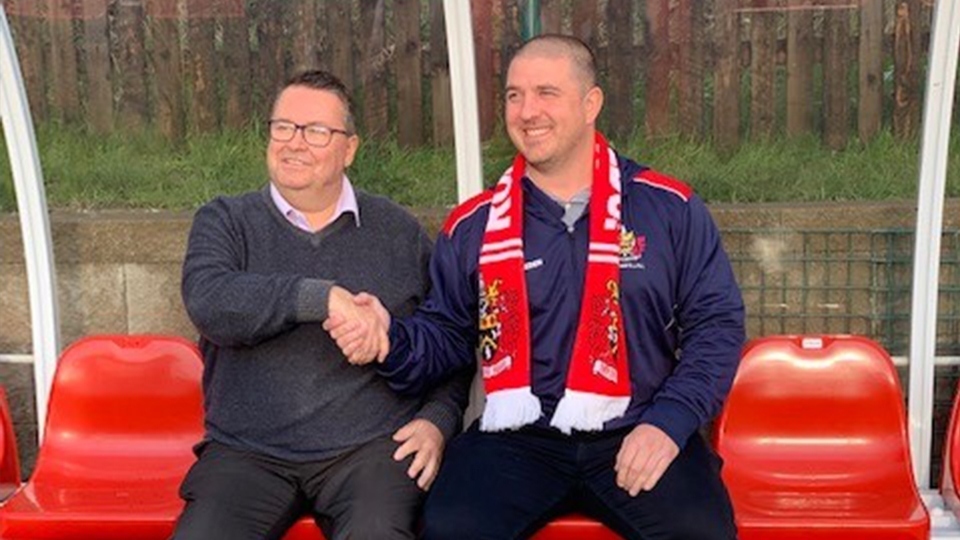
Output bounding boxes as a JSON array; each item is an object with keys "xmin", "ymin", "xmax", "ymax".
[
  {"xmin": 614, "ymin": 424, "xmax": 680, "ymax": 496},
  {"xmin": 324, "ymin": 287, "xmax": 389, "ymax": 364},
  {"xmin": 392, "ymin": 418, "xmax": 444, "ymax": 491}
]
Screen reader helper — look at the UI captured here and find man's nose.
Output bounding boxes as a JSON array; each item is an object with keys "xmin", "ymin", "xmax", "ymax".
[{"xmin": 518, "ymin": 96, "xmax": 540, "ymax": 120}]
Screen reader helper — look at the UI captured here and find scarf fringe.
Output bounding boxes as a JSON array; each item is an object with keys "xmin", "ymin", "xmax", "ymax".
[
  {"xmin": 549, "ymin": 390, "xmax": 631, "ymax": 434},
  {"xmin": 480, "ymin": 387, "xmax": 543, "ymax": 432}
]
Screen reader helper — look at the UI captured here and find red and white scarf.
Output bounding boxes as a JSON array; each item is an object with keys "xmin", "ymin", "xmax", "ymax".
[{"xmin": 477, "ymin": 132, "xmax": 631, "ymax": 434}]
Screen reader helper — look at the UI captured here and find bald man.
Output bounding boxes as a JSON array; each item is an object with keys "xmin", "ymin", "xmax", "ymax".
[{"xmin": 328, "ymin": 34, "xmax": 744, "ymax": 540}]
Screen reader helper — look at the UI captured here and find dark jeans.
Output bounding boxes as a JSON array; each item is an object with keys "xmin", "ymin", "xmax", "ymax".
[
  {"xmin": 423, "ymin": 423, "xmax": 737, "ymax": 540},
  {"xmin": 171, "ymin": 437, "xmax": 422, "ymax": 540}
]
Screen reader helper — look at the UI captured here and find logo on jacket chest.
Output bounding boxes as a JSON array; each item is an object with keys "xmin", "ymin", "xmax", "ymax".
[{"xmin": 619, "ymin": 228, "xmax": 646, "ymax": 270}]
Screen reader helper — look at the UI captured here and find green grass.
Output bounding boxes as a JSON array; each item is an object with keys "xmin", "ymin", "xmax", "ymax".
[{"xmin": 1, "ymin": 123, "xmax": 958, "ymax": 211}]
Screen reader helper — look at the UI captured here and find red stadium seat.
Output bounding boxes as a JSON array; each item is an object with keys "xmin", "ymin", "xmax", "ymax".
[
  {"xmin": 941, "ymin": 378, "xmax": 960, "ymax": 513},
  {"xmin": 530, "ymin": 514, "xmax": 620, "ymax": 539},
  {"xmin": 0, "ymin": 386, "xmax": 21, "ymax": 500},
  {"xmin": 714, "ymin": 335, "xmax": 929, "ymax": 540},
  {"xmin": 0, "ymin": 335, "xmax": 207, "ymax": 539}
]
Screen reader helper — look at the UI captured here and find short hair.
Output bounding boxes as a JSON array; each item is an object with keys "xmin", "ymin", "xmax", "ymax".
[
  {"xmin": 274, "ymin": 70, "xmax": 356, "ymax": 135},
  {"xmin": 510, "ymin": 34, "xmax": 598, "ymax": 90}
]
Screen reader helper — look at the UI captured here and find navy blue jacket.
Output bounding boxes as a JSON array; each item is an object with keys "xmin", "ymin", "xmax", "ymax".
[{"xmin": 379, "ymin": 154, "xmax": 745, "ymax": 448}]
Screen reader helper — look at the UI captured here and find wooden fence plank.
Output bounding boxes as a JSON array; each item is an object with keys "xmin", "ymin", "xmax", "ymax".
[
  {"xmin": 823, "ymin": 6, "xmax": 849, "ymax": 150},
  {"xmin": 13, "ymin": 0, "xmax": 48, "ymax": 122},
  {"xmin": 749, "ymin": 0, "xmax": 776, "ymax": 140},
  {"xmin": 643, "ymin": 0, "xmax": 668, "ymax": 138},
  {"xmin": 603, "ymin": 0, "xmax": 634, "ymax": 140},
  {"xmin": 472, "ymin": 0, "xmax": 495, "ymax": 141},
  {"xmin": 46, "ymin": 0, "xmax": 77, "ymax": 123},
  {"xmin": 858, "ymin": 0, "xmax": 883, "ymax": 143},
  {"xmin": 677, "ymin": 0, "xmax": 704, "ymax": 140},
  {"xmin": 327, "ymin": 0, "xmax": 353, "ymax": 89},
  {"xmin": 713, "ymin": 0, "xmax": 741, "ymax": 153},
  {"xmin": 429, "ymin": 0, "xmax": 453, "ymax": 145},
  {"xmin": 114, "ymin": 0, "xmax": 148, "ymax": 131},
  {"xmin": 359, "ymin": 0, "xmax": 388, "ymax": 138},
  {"xmin": 219, "ymin": 0, "xmax": 250, "ymax": 130},
  {"xmin": 786, "ymin": 0, "xmax": 813, "ymax": 136},
  {"xmin": 893, "ymin": 0, "xmax": 921, "ymax": 140},
  {"xmin": 395, "ymin": 0, "xmax": 423, "ymax": 147},
  {"xmin": 187, "ymin": 0, "xmax": 218, "ymax": 132},
  {"xmin": 253, "ymin": 1, "xmax": 284, "ymax": 123},
  {"xmin": 147, "ymin": 0, "xmax": 185, "ymax": 141},
  {"xmin": 500, "ymin": 0, "xmax": 521, "ymax": 84},
  {"xmin": 82, "ymin": 0, "xmax": 112, "ymax": 133},
  {"xmin": 570, "ymin": 0, "xmax": 597, "ymax": 45},
  {"xmin": 291, "ymin": 0, "xmax": 317, "ymax": 72},
  {"xmin": 541, "ymin": 0, "xmax": 561, "ymax": 34}
]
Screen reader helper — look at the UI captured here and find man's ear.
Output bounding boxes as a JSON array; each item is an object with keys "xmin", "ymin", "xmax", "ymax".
[
  {"xmin": 584, "ymin": 86, "xmax": 604, "ymax": 124},
  {"xmin": 344, "ymin": 134, "xmax": 360, "ymax": 168}
]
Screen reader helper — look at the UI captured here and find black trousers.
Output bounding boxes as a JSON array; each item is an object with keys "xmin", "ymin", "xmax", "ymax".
[
  {"xmin": 423, "ymin": 423, "xmax": 737, "ymax": 540},
  {"xmin": 171, "ymin": 437, "xmax": 423, "ymax": 540}
]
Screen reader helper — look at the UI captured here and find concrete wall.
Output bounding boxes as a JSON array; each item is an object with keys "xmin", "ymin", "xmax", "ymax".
[{"xmin": 2, "ymin": 200, "xmax": 958, "ymax": 479}]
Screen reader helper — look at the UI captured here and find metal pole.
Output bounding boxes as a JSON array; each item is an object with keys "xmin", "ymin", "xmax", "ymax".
[
  {"xmin": 521, "ymin": 0, "xmax": 541, "ymax": 41},
  {"xmin": 908, "ymin": 0, "xmax": 960, "ymax": 488},
  {"xmin": 442, "ymin": 0, "xmax": 483, "ymax": 202},
  {"xmin": 0, "ymin": 6, "xmax": 61, "ymax": 442}
]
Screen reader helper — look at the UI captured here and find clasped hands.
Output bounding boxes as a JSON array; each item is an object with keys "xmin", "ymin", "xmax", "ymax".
[
  {"xmin": 324, "ymin": 286, "xmax": 390, "ymax": 364},
  {"xmin": 324, "ymin": 287, "xmax": 443, "ymax": 490}
]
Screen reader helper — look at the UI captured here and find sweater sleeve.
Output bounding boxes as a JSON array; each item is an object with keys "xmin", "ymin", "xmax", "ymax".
[
  {"xmin": 181, "ymin": 200, "xmax": 333, "ymax": 347},
  {"xmin": 639, "ymin": 195, "xmax": 745, "ymax": 448},
  {"xmin": 378, "ymin": 227, "xmax": 480, "ymax": 396}
]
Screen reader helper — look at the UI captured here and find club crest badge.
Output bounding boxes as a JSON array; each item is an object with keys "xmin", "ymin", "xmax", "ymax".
[{"xmin": 619, "ymin": 228, "xmax": 646, "ymax": 269}]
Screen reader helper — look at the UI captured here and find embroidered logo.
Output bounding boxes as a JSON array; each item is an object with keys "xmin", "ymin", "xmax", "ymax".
[{"xmin": 619, "ymin": 228, "xmax": 646, "ymax": 269}]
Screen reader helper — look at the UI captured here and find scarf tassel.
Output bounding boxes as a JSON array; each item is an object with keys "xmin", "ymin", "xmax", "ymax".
[
  {"xmin": 480, "ymin": 387, "xmax": 543, "ymax": 431},
  {"xmin": 550, "ymin": 390, "xmax": 631, "ymax": 435}
]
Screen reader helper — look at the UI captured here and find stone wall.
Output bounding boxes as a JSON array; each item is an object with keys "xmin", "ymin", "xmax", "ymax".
[{"xmin": 2, "ymin": 200, "xmax": 959, "ymax": 479}]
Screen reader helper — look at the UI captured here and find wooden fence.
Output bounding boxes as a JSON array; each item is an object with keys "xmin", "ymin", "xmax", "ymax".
[{"xmin": 1, "ymin": 0, "xmax": 942, "ymax": 150}]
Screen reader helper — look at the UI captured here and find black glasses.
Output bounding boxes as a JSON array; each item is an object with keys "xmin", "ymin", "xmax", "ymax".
[{"xmin": 268, "ymin": 120, "xmax": 351, "ymax": 148}]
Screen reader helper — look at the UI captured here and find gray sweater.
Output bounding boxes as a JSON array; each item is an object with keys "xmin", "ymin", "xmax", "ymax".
[{"xmin": 181, "ymin": 187, "xmax": 471, "ymax": 462}]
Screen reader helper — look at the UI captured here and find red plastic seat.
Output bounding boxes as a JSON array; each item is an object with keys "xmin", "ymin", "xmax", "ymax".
[
  {"xmin": 714, "ymin": 335, "xmax": 929, "ymax": 540},
  {"xmin": 0, "ymin": 335, "xmax": 331, "ymax": 539},
  {"xmin": 940, "ymin": 379, "xmax": 960, "ymax": 513},
  {"xmin": 0, "ymin": 335, "xmax": 207, "ymax": 539},
  {"xmin": 530, "ymin": 514, "xmax": 620, "ymax": 539},
  {"xmin": 0, "ymin": 386, "xmax": 21, "ymax": 500}
]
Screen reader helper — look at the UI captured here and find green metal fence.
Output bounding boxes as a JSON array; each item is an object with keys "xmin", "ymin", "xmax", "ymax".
[{"xmin": 725, "ymin": 228, "xmax": 960, "ymax": 357}]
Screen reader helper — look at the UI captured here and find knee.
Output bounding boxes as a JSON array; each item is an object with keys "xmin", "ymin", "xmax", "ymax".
[
  {"xmin": 337, "ymin": 511, "xmax": 418, "ymax": 540},
  {"xmin": 171, "ymin": 504, "xmax": 231, "ymax": 540},
  {"xmin": 335, "ymin": 498, "xmax": 418, "ymax": 540},
  {"xmin": 341, "ymin": 514, "xmax": 416, "ymax": 540}
]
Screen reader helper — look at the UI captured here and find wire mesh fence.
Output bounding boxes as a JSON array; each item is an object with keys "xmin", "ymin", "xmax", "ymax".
[{"xmin": 727, "ymin": 227, "xmax": 960, "ymax": 357}]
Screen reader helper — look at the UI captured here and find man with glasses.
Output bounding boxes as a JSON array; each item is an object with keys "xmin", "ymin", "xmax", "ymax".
[{"xmin": 172, "ymin": 70, "xmax": 471, "ymax": 540}]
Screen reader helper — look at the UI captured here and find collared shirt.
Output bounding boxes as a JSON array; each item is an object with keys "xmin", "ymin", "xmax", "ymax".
[
  {"xmin": 269, "ymin": 176, "xmax": 361, "ymax": 232},
  {"xmin": 547, "ymin": 188, "xmax": 591, "ymax": 230}
]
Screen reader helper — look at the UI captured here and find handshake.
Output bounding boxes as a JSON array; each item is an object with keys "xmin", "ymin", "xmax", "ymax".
[{"xmin": 323, "ymin": 286, "xmax": 391, "ymax": 365}]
